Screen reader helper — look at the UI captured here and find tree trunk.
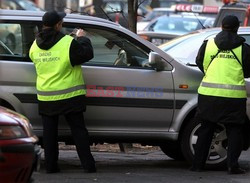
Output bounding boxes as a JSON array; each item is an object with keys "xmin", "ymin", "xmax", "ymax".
[{"xmin": 127, "ymin": 0, "xmax": 138, "ymax": 33}]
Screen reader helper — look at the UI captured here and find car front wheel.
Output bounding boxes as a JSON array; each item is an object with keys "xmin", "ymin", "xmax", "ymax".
[{"xmin": 180, "ymin": 117, "xmax": 228, "ymax": 168}]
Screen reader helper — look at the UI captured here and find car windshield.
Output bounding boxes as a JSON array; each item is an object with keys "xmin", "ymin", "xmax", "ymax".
[
  {"xmin": 146, "ymin": 16, "xmax": 206, "ymax": 35},
  {"xmin": 159, "ymin": 31, "xmax": 216, "ymax": 65},
  {"xmin": 158, "ymin": 0, "xmax": 191, "ymax": 8},
  {"xmin": 103, "ymin": 2, "xmax": 122, "ymax": 12},
  {"xmin": 16, "ymin": 0, "xmax": 42, "ymax": 11},
  {"xmin": 141, "ymin": 9, "xmax": 174, "ymax": 22}
]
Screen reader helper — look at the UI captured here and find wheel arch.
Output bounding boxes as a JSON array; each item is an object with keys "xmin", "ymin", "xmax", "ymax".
[
  {"xmin": 178, "ymin": 107, "xmax": 197, "ymax": 141},
  {"xmin": 170, "ymin": 95, "xmax": 198, "ymax": 138},
  {"xmin": 0, "ymin": 98, "xmax": 15, "ymax": 111},
  {"xmin": 0, "ymin": 93, "xmax": 24, "ymax": 114}
]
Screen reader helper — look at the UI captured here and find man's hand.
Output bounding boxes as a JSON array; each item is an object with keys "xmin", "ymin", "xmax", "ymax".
[{"xmin": 76, "ymin": 29, "xmax": 86, "ymax": 37}]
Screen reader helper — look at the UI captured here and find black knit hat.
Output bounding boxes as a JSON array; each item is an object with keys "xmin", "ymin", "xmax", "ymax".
[
  {"xmin": 222, "ymin": 15, "xmax": 240, "ymax": 30},
  {"xmin": 42, "ymin": 11, "xmax": 66, "ymax": 27}
]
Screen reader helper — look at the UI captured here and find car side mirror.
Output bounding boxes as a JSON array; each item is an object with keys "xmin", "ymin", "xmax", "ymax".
[{"xmin": 149, "ymin": 52, "xmax": 171, "ymax": 71}]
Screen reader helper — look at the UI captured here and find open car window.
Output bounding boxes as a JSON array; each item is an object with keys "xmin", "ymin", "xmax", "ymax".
[{"xmin": 62, "ymin": 26, "xmax": 150, "ymax": 68}]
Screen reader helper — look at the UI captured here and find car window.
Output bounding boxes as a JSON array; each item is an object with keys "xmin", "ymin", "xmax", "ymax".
[
  {"xmin": 0, "ymin": 0, "xmax": 42, "ymax": 10},
  {"xmin": 142, "ymin": 11, "xmax": 166, "ymax": 21},
  {"xmin": 0, "ymin": 22, "xmax": 38, "ymax": 60},
  {"xmin": 147, "ymin": 16, "xmax": 204, "ymax": 34},
  {"xmin": 1, "ymin": 0, "xmax": 18, "ymax": 10},
  {"xmin": 103, "ymin": 2, "xmax": 122, "ymax": 12},
  {"xmin": 214, "ymin": 9, "xmax": 247, "ymax": 27},
  {"xmin": 0, "ymin": 40, "xmax": 14, "ymax": 55},
  {"xmin": 16, "ymin": 0, "xmax": 42, "ymax": 11},
  {"xmin": 241, "ymin": 34, "xmax": 250, "ymax": 45},
  {"xmin": 0, "ymin": 23, "xmax": 22, "ymax": 54},
  {"xmin": 62, "ymin": 25, "xmax": 150, "ymax": 68}
]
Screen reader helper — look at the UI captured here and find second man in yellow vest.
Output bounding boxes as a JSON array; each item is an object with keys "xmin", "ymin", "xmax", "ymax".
[{"xmin": 190, "ymin": 15, "xmax": 250, "ymax": 174}]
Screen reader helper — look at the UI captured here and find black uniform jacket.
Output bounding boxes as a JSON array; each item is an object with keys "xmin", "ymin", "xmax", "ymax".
[
  {"xmin": 195, "ymin": 30, "xmax": 250, "ymax": 124},
  {"xmin": 32, "ymin": 28, "xmax": 94, "ymax": 116}
]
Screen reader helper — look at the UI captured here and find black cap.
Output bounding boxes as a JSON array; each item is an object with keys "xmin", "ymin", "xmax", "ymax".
[
  {"xmin": 42, "ymin": 11, "xmax": 66, "ymax": 27},
  {"xmin": 222, "ymin": 15, "xmax": 240, "ymax": 30}
]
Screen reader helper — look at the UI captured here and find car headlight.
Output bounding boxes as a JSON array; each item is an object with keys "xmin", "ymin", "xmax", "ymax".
[
  {"xmin": 0, "ymin": 126, "xmax": 27, "ymax": 139},
  {"xmin": 12, "ymin": 115, "xmax": 34, "ymax": 137}
]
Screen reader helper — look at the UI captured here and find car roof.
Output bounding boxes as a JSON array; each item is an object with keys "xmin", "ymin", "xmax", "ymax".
[
  {"xmin": 152, "ymin": 7, "xmax": 176, "ymax": 12},
  {"xmin": 222, "ymin": 2, "xmax": 250, "ymax": 9},
  {"xmin": 185, "ymin": 26, "xmax": 250, "ymax": 36},
  {"xmin": 0, "ymin": 9, "xmax": 119, "ymax": 27},
  {"xmin": 149, "ymin": 14, "xmax": 211, "ymax": 24},
  {"xmin": 167, "ymin": 14, "xmax": 210, "ymax": 19}
]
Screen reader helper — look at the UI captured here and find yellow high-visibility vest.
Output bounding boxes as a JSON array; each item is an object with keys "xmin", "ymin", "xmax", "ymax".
[
  {"xmin": 29, "ymin": 35, "xmax": 86, "ymax": 101},
  {"xmin": 198, "ymin": 39, "xmax": 246, "ymax": 98}
]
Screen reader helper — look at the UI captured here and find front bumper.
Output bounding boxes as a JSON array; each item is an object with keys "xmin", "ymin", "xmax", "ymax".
[{"xmin": 0, "ymin": 142, "xmax": 41, "ymax": 182}]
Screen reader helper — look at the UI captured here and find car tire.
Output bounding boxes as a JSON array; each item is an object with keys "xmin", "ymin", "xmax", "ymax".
[
  {"xmin": 180, "ymin": 117, "xmax": 227, "ymax": 168},
  {"xmin": 160, "ymin": 142, "xmax": 185, "ymax": 161}
]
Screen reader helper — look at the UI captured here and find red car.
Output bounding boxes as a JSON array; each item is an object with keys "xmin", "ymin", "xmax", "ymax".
[{"xmin": 0, "ymin": 106, "xmax": 41, "ymax": 183}]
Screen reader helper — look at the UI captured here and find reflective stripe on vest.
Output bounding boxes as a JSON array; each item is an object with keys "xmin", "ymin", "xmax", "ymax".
[
  {"xmin": 29, "ymin": 35, "xmax": 86, "ymax": 101},
  {"xmin": 198, "ymin": 39, "xmax": 246, "ymax": 98},
  {"xmin": 200, "ymin": 82, "xmax": 246, "ymax": 90},
  {"xmin": 37, "ymin": 84, "xmax": 86, "ymax": 96}
]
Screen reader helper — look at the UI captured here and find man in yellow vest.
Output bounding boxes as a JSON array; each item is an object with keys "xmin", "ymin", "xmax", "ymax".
[
  {"xmin": 29, "ymin": 11, "xmax": 96, "ymax": 173},
  {"xmin": 190, "ymin": 15, "xmax": 250, "ymax": 174}
]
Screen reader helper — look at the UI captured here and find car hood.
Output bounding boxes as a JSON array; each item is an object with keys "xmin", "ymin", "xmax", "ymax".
[
  {"xmin": 0, "ymin": 106, "xmax": 26, "ymax": 126},
  {"xmin": 139, "ymin": 31, "xmax": 184, "ymax": 37}
]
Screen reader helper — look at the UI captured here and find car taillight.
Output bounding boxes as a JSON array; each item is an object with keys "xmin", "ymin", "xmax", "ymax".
[
  {"xmin": 223, "ymin": 0, "xmax": 237, "ymax": 4},
  {"xmin": 0, "ymin": 126, "xmax": 27, "ymax": 139},
  {"xmin": 139, "ymin": 35, "xmax": 150, "ymax": 41}
]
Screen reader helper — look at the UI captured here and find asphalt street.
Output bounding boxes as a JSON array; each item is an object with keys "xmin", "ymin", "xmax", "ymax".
[{"xmin": 32, "ymin": 145, "xmax": 250, "ymax": 183}]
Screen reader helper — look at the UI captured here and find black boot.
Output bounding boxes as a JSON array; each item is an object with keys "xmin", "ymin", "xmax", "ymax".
[{"xmin": 228, "ymin": 167, "xmax": 246, "ymax": 174}]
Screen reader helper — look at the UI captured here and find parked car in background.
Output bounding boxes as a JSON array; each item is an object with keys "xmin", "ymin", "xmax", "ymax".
[
  {"xmin": 159, "ymin": 27, "xmax": 250, "ymax": 66},
  {"xmin": 0, "ymin": 10, "xmax": 250, "ymax": 168},
  {"xmin": 0, "ymin": 106, "xmax": 41, "ymax": 183},
  {"xmin": 214, "ymin": 1, "xmax": 250, "ymax": 27},
  {"xmin": 138, "ymin": 14, "xmax": 215, "ymax": 45},
  {"xmin": 174, "ymin": 3, "xmax": 219, "ymax": 18},
  {"xmin": 0, "ymin": 0, "xmax": 42, "ymax": 53},
  {"xmin": 0, "ymin": 0, "xmax": 43, "ymax": 11},
  {"xmin": 149, "ymin": 0, "xmax": 198, "ymax": 8},
  {"xmin": 92, "ymin": 0, "xmax": 149, "ymax": 28},
  {"xmin": 137, "ymin": 7, "xmax": 175, "ymax": 32},
  {"xmin": 137, "ymin": 3, "xmax": 219, "ymax": 32}
]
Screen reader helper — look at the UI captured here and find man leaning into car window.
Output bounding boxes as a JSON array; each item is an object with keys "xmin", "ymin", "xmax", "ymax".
[
  {"xmin": 29, "ymin": 11, "xmax": 96, "ymax": 173},
  {"xmin": 191, "ymin": 15, "xmax": 250, "ymax": 174}
]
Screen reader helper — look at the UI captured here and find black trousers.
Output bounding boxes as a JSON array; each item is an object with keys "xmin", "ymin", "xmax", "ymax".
[
  {"xmin": 192, "ymin": 121, "xmax": 243, "ymax": 169},
  {"xmin": 42, "ymin": 111, "xmax": 95, "ymax": 171}
]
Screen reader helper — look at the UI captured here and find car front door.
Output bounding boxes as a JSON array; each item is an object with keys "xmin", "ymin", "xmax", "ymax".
[{"xmin": 61, "ymin": 24, "xmax": 175, "ymax": 137}]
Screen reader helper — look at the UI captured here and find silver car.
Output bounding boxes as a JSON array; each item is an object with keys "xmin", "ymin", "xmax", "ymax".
[
  {"xmin": 0, "ymin": 10, "xmax": 249, "ymax": 167},
  {"xmin": 138, "ymin": 14, "xmax": 215, "ymax": 46}
]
